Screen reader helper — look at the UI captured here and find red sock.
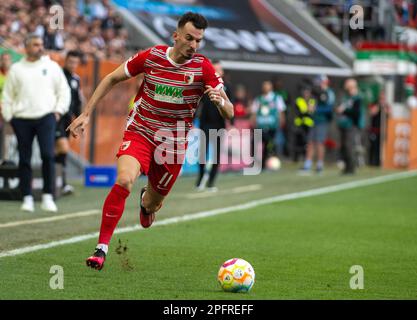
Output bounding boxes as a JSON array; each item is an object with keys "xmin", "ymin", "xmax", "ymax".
[{"xmin": 98, "ymin": 184, "xmax": 130, "ymax": 245}]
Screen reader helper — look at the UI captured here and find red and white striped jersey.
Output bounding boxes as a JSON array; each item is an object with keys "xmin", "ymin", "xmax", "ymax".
[{"xmin": 124, "ymin": 45, "xmax": 223, "ymax": 150}]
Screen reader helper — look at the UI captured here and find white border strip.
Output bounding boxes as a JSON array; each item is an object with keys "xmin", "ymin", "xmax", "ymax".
[{"xmin": 1, "ymin": 170, "xmax": 416, "ymax": 259}]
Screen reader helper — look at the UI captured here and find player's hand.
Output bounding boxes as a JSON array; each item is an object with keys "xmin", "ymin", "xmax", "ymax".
[
  {"xmin": 66, "ymin": 113, "xmax": 89, "ymax": 138},
  {"xmin": 204, "ymin": 85, "xmax": 224, "ymax": 107}
]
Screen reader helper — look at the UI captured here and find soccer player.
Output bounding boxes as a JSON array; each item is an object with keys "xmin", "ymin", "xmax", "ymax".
[{"xmin": 67, "ymin": 12, "xmax": 234, "ymax": 270}]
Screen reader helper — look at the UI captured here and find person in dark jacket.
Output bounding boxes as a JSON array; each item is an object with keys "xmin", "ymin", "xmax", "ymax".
[
  {"xmin": 336, "ymin": 78, "xmax": 363, "ymax": 175},
  {"xmin": 195, "ymin": 60, "xmax": 233, "ymax": 191},
  {"xmin": 55, "ymin": 50, "xmax": 84, "ymax": 195}
]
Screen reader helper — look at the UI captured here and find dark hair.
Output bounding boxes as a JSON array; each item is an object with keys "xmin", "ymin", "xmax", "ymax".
[
  {"xmin": 211, "ymin": 59, "xmax": 221, "ymax": 65},
  {"xmin": 66, "ymin": 50, "xmax": 82, "ymax": 59},
  {"xmin": 178, "ymin": 12, "xmax": 208, "ymax": 30}
]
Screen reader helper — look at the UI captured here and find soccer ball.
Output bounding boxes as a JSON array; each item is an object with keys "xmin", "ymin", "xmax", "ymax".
[
  {"xmin": 217, "ymin": 258, "xmax": 255, "ymax": 293},
  {"xmin": 266, "ymin": 156, "xmax": 281, "ymax": 171}
]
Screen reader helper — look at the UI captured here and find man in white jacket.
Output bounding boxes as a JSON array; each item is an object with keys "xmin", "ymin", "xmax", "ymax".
[{"xmin": 1, "ymin": 34, "xmax": 70, "ymax": 212}]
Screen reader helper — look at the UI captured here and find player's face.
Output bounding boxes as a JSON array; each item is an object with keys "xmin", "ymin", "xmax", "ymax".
[
  {"xmin": 174, "ymin": 22, "xmax": 204, "ymax": 60},
  {"xmin": 26, "ymin": 38, "xmax": 44, "ymax": 60},
  {"xmin": 65, "ymin": 56, "xmax": 80, "ymax": 74}
]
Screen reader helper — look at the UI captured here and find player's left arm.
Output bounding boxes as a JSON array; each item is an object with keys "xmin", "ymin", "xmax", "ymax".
[
  {"xmin": 204, "ymin": 85, "xmax": 234, "ymax": 120},
  {"xmin": 202, "ymin": 58, "xmax": 234, "ymax": 120}
]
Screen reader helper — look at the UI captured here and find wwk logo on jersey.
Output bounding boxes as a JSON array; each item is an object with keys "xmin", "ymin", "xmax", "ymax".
[{"xmin": 154, "ymin": 84, "xmax": 184, "ymax": 104}]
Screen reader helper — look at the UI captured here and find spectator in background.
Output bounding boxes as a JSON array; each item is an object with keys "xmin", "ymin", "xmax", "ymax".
[
  {"xmin": 368, "ymin": 90, "xmax": 391, "ymax": 166},
  {"xmin": 233, "ymin": 84, "xmax": 250, "ymax": 118},
  {"xmin": 412, "ymin": 0, "xmax": 417, "ymax": 26},
  {"xmin": 251, "ymin": 80, "xmax": 286, "ymax": 170},
  {"xmin": 0, "ymin": 1, "xmax": 132, "ymax": 62},
  {"xmin": 300, "ymin": 75, "xmax": 335, "ymax": 174},
  {"xmin": 55, "ymin": 50, "xmax": 84, "ymax": 196},
  {"xmin": 273, "ymin": 77, "xmax": 290, "ymax": 157},
  {"xmin": 0, "ymin": 52, "xmax": 13, "ymax": 160},
  {"xmin": 43, "ymin": 24, "xmax": 65, "ymax": 51},
  {"xmin": 1, "ymin": 34, "xmax": 70, "ymax": 212},
  {"xmin": 325, "ymin": 7, "xmax": 342, "ymax": 37},
  {"xmin": 336, "ymin": 78, "xmax": 363, "ymax": 175},
  {"xmin": 196, "ymin": 60, "xmax": 233, "ymax": 192},
  {"xmin": 0, "ymin": 52, "xmax": 12, "ymax": 98},
  {"xmin": 394, "ymin": 0, "xmax": 410, "ymax": 25},
  {"xmin": 293, "ymin": 85, "xmax": 315, "ymax": 164}
]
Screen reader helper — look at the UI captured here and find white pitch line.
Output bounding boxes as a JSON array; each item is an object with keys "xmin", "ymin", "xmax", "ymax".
[
  {"xmin": 232, "ymin": 184, "xmax": 262, "ymax": 193},
  {"xmin": 0, "ymin": 210, "xmax": 100, "ymax": 229},
  {"xmin": 186, "ymin": 184, "xmax": 262, "ymax": 199},
  {"xmin": 0, "ymin": 170, "xmax": 416, "ymax": 259}
]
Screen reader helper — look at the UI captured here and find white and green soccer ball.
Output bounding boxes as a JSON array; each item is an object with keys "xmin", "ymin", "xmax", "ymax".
[{"xmin": 217, "ymin": 258, "xmax": 255, "ymax": 293}]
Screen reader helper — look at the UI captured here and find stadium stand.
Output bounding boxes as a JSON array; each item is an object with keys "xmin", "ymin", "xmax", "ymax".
[
  {"xmin": 0, "ymin": 0, "xmax": 132, "ymax": 61},
  {"xmin": 1, "ymin": 0, "xmax": 416, "ymax": 171},
  {"xmin": 301, "ymin": 0, "xmax": 396, "ymax": 47}
]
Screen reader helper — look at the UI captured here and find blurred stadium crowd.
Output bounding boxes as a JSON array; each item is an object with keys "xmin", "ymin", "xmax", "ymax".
[
  {"xmin": 0, "ymin": 0, "xmax": 131, "ymax": 61},
  {"xmin": 302, "ymin": 0, "xmax": 417, "ymax": 46},
  {"xmin": 0, "ymin": 0, "xmax": 412, "ymax": 176},
  {"xmin": 1, "ymin": 0, "xmax": 412, "ymax": 61}
]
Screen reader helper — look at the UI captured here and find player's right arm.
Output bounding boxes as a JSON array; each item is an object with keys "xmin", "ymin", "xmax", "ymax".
[
  {"xmin": 67, "ymin": 48, "xmax": 151, "ymax": 138},
  {"xmin": 66, "ymin": 63, "xmax": 129, "ymax": 138}
]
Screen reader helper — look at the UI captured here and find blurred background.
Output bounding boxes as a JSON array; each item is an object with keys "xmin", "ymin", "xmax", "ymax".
[{"xmin": 1, "ymin": 0, "xmax": 417, "ymax": 195}]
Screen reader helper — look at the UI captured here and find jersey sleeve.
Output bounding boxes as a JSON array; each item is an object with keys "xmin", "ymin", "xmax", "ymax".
[
  {"xmin": 202, "ymin": 58, "xmax": 224, "ymax": 90},
  {"xmin": 124, "ymin": 48, "xmax": 152, "ymax": 78}
]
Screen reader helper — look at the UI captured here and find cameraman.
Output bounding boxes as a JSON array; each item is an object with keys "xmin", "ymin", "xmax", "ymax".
[{"xmin": 300, "ymin": 75, "xmax": 335, "ymax": 174}]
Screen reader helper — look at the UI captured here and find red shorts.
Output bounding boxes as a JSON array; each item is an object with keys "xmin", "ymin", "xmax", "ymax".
[{"xmin": 116, "ymin": 131, "xmax": 184, "ymax": 196}]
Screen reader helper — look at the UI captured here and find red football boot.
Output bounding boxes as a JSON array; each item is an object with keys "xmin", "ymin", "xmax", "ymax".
[
  {"xmin": 139, "ymin": 187, "xmax": 159, "ymax": 228},
  {"xmin": 86, "ymin": 248, "xmax": 106, "ymax": 270}
]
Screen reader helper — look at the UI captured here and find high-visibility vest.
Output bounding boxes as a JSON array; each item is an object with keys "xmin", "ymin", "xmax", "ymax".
[{"xmin": 294, "ymin": 97, "xmax": 315, "ymax": 128}]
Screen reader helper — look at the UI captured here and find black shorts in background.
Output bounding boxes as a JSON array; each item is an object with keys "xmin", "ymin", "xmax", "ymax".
[{"xmin": 55, "ymin": 114, "xmax": 72, "ymax": 140}]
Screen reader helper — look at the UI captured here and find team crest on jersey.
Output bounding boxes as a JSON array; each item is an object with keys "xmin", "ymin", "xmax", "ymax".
[
  {"xmin": 184, "ymin": 72, "xmax": 194, "ymax": 84},
  {"xmin": 120, "ymin": 141, "xmax": 131, "ymax": 151}
]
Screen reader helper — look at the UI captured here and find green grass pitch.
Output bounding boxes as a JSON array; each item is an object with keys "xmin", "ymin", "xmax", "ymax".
[{"xmin": 0, "ymin": 167, "xmax": 416, "ymax": 299}]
